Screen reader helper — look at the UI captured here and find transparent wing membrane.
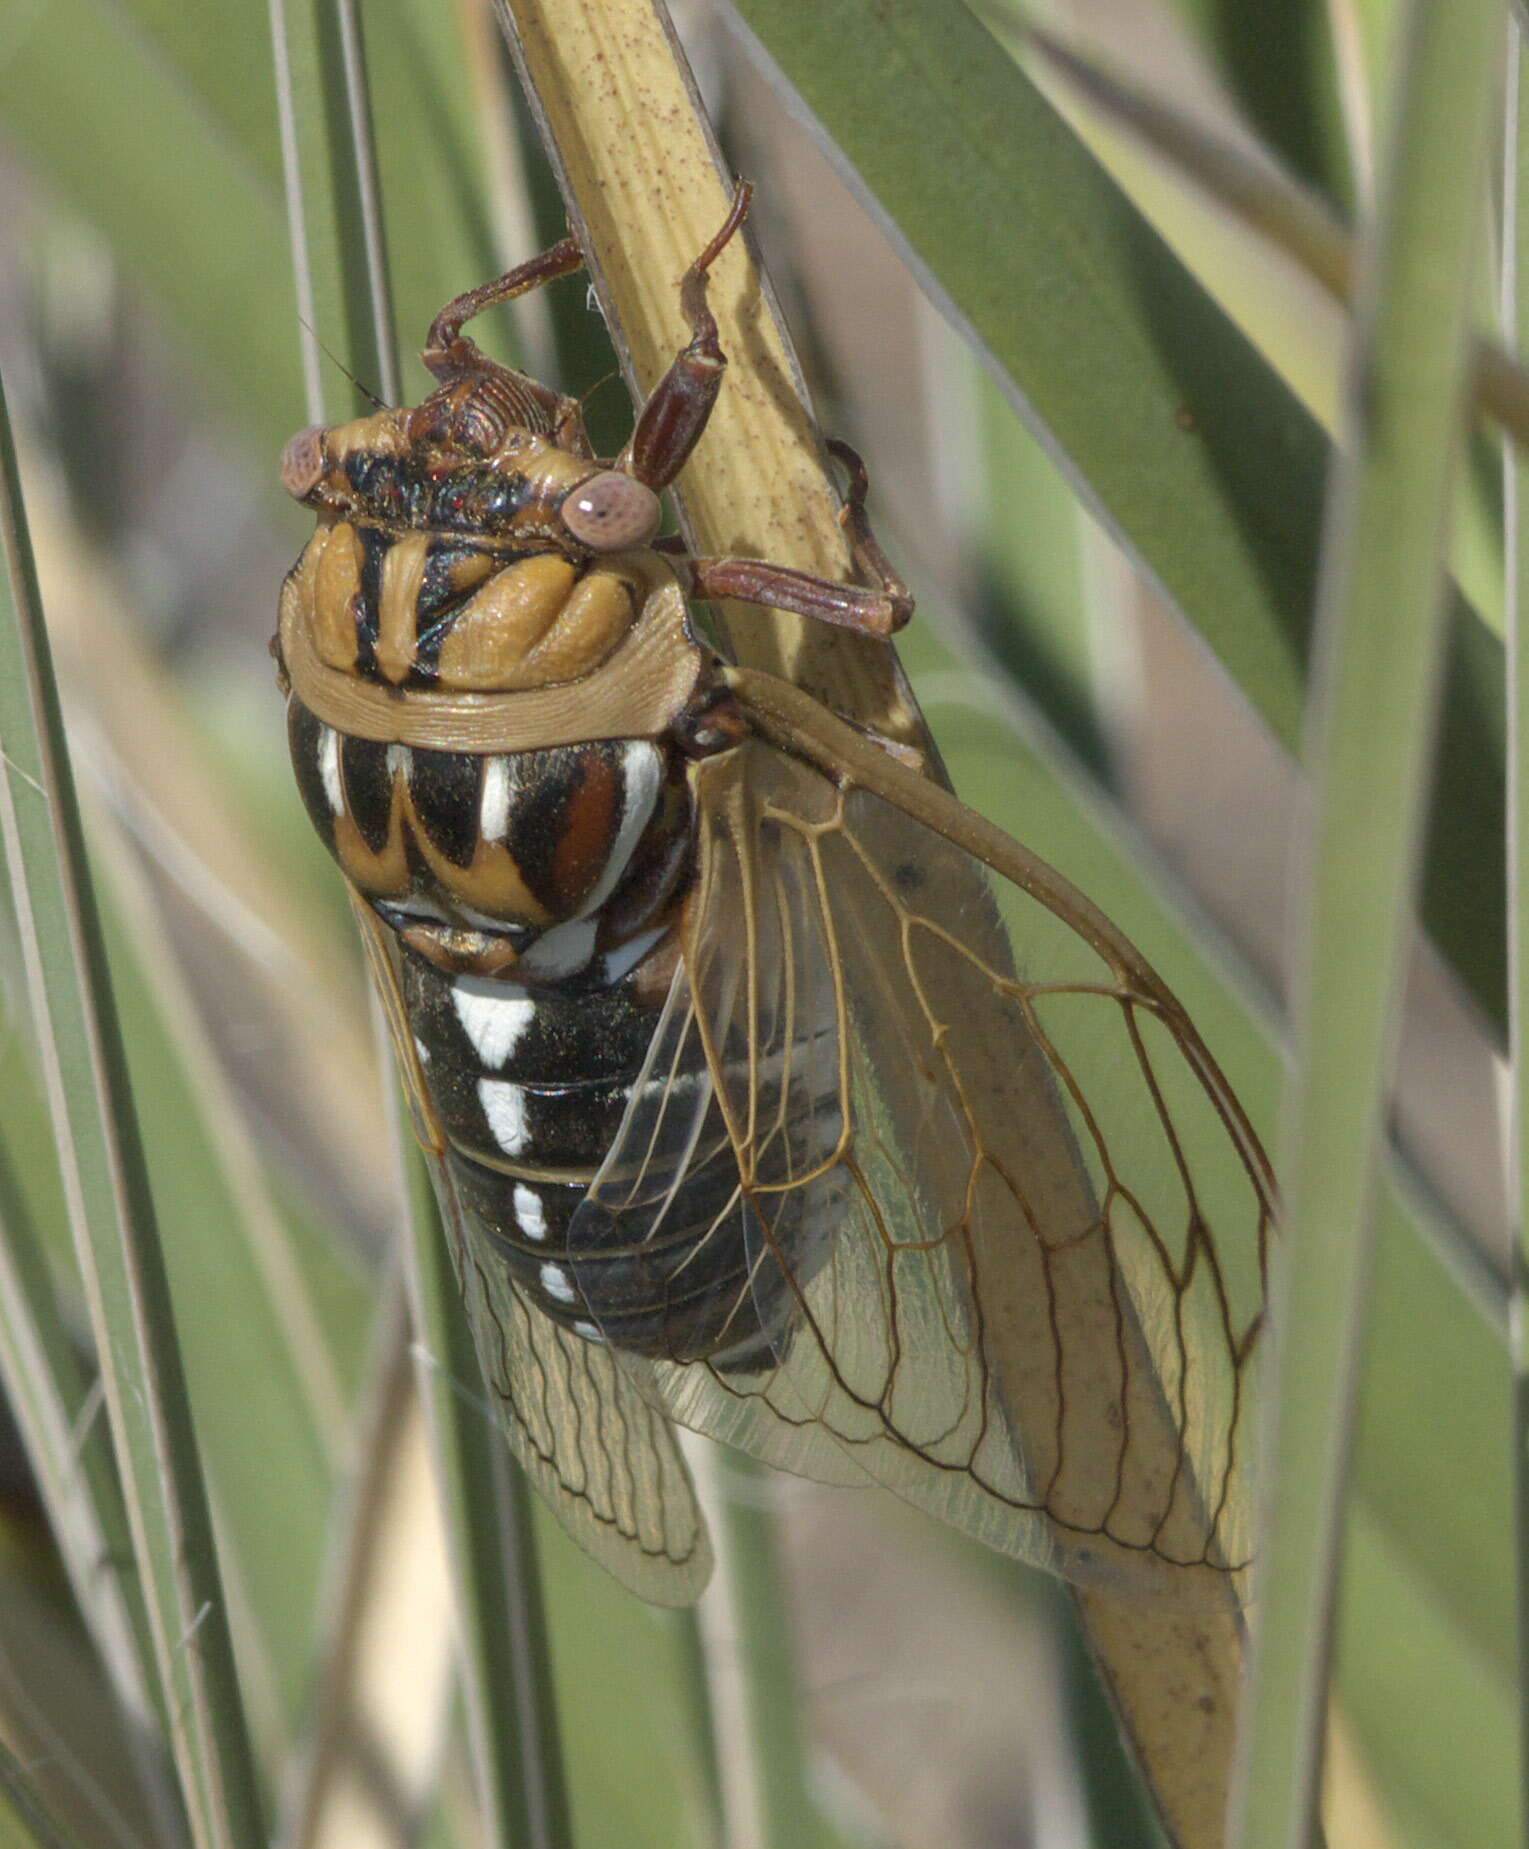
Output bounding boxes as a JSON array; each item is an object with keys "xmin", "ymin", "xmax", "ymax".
[
  {"xmin": 441, "ymin": 1156, "xmax": 713, "ymax": 1605},
  {"xmin": 571, "ymin": 923, "xmax": 877, "ymax": 1491},
  {"xmin": 353, "ymin": 897, "xmax": 712, "ymax": 1606},
  {"xmin": 585, "ymin": 728, "xmax": 1270, "ymax": 1606}
]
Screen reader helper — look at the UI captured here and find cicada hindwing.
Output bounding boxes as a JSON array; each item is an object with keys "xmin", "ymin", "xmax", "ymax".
[{"xmin": 276, "ymin": 185, "xmax": 1274, "ymax": 1608}]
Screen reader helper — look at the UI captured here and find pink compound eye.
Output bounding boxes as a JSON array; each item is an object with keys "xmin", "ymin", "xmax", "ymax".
[
  {"xmin": 561, "ymin": 471, "xmax": 662, "ymax": 551},
  {"xmin": 280, "ymin": 425, "xmax": 327, "ymax": 500}
]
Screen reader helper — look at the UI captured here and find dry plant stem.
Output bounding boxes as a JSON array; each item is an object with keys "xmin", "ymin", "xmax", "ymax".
[
  {"xmin": 493, "ymin": 6, "xmax": 1249, "ymax": 1848},
  {"xmin": 284, "ymin": 1275, "xmax": 454, "ymax": 1849},
  {"xmin": 495, "ymin": 0, "xmax": 928, "ymax": 755}
]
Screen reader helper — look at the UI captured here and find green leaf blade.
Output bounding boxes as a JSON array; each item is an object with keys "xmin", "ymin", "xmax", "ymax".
[{"xmin": 723, "ymin": 0, "xmax": 1507, "ymax": 1023}]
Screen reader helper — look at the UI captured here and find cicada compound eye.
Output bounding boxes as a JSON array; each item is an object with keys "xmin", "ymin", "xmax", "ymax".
[
  {"xmin": 280, "ymin": 425, "xmax": 328, "ymax": 501},
  {"xmin": 561, "ymin": 471, "xmax": 662, "ymax": 551}
]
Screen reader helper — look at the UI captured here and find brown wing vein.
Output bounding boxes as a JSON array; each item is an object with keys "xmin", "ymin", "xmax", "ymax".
[{"xmin": 674, "ymin": 720, "xmax": 1268, "ymax": 1603}]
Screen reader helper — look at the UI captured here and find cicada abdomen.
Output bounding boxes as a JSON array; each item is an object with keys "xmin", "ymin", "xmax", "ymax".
[{"xmin": 277, "ymin": 184, "xmax": 1273, "ymax": 1609}]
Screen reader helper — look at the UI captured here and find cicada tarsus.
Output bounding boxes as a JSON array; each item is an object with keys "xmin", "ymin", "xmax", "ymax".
[{"xmin": 275, "ymin": 183, "xmax": 1274, "ymax": 1608}]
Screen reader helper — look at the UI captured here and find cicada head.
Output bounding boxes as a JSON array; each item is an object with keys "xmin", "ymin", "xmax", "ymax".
[{"xmin": 276, "ymin": 334, "xmax": 674, "ymax": 699}]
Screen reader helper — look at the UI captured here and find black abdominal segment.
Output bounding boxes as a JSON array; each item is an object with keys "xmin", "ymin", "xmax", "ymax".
[{"xmin": 405, "ymin": 955, "xmax": 771, "ymax": 1362}]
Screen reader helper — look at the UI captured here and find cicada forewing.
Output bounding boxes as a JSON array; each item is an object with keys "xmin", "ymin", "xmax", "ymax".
[
  {"xmin": 573, "ymin": 671, "xmax": 1272, "ymax": 1609},
  {"xmin": 348, "ymin": 893, "xmax": 713, "ymax": 1606}
]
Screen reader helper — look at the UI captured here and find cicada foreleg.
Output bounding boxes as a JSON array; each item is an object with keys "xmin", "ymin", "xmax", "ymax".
[
  {"xmin": 825, "ymin": 437, "xmax": 913, "ymax": 615},
  {"xmin": 618, "ymin": 181, "xmax": 754, "ymax": 489},
  {"xmin": 423, "ymin": 235, "xmax": 586, "ymax": 374}
]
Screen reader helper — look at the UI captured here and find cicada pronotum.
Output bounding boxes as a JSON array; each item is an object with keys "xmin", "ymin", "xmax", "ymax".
[{"xmin": 275, "ymin": 184, "xmax": 1274, "ymax": 1608}]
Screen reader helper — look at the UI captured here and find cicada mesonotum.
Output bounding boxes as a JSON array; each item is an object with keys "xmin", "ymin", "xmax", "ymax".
[{"xmin": 276, "ymin": 185, "xmax": 1274, "ymax": 1606}]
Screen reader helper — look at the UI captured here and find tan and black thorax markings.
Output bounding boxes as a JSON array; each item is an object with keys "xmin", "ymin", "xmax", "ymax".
[
  {"xmin": 306, "ymin": 524, "xmax": 640, "ymax": 693},
  {"xmin": 286, "ymin": 429, "xmax": 645, "ymax": 698},
  {"xmin": 278, "ymin": 531, "xmax": 706, "ymax": 760},
  {"xmin": 402, "ymin": 951, "xmax": 771, "ymax": 1364},
  {"xmin": 287, "ymin": 711, "xmax": 694, "ymax": 982}
]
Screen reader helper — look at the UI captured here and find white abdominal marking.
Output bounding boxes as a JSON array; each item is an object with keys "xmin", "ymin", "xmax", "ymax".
[
  {"xmin": 479, "ymin": 756, "xmax": 512, "ymax": 843},
  {"xmin": 318, "ymin": 726, "xmax": 343, "ymax": 814},
  {"xmin": 539, "ymin": 1262, "xmax": 576, "ymax": 1304},
  {"xmin": 517, "ymin": 916, "xmax": 598, "ymax": 980},
  {"xmin": 513, "ymin": 1183, "xmax": 547, "ymax": 1241},
  {"xmin": 453, "ymin": 981, "xmax": 537, "ymax": 1068},
  {"xmin": 386, "ymin": 893, "xmax": 450, "ymax": 925},
  {"xmin": 478, "ymin": 1079, "xmax": 529, "ymax": 1156}
]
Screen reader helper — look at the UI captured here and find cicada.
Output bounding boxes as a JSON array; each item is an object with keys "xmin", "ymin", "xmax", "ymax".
[{"xmin": 275, "ymin": 185, "xmax": 1274, "ymax": 1607}]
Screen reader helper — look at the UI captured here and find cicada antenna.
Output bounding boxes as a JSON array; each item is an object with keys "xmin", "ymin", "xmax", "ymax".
[
  {"xmin": 297, "ymin": 316, "xmax": 387, "ymax": 410},
  {"xmin": 577, "ymin": 368, "xmax": 623, "ymax": 414}
]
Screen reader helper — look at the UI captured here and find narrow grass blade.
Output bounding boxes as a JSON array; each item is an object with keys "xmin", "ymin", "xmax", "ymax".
[
  {"xmin": 84, "ymin": 817, "xmax": 347, "ymax": 1741},
  {"xmin": 719, "ymin": 0, "xmax": 1506, "ymax": 1033},
  {"xmin": 0, "ymin": 388, "xmax": 264, "ymax": 1842},
  {"xmin": 701, "ymin": 1452, "xmax": 853, "ymax": 1849},
  {"xmin": 1505, "ymin": 33, "xmax": 1529, "ymax": 1849},
  {"xmin": 0, "ymin": 1733, "xmax": 87, "ymax": 1849},
  {"xmin": 1148, "ymin": 0, "xmax": 1352, "ymax": 207},
  {"xmin": 268, "ymin": 0, "xmax": 394, "ymax": 418},
  {"xmin": 1230, "ymin": 6, "xmax": 1503, "ymax": 1846},
  {"xmin": 398, "ymin": 1146, "xmax": 572, "ymax": 1849},
  {"xmin": 268, "ymin": 8, "xmax": 568, "ymax": 1840},
  {"xmin": 328, "ymin": 0, "xmax": 399, "ymax": 403},
  {"xmin": 663, "ymin": 1591, "xmax": 725, "ymax": 1849},
  {"xmin": 268, "ymin": 0, "xmax": 506, "ymax": 422},
  {"xmin": 0, "ymin": 1103, "xmax": 171, "ymax": 1814}
]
